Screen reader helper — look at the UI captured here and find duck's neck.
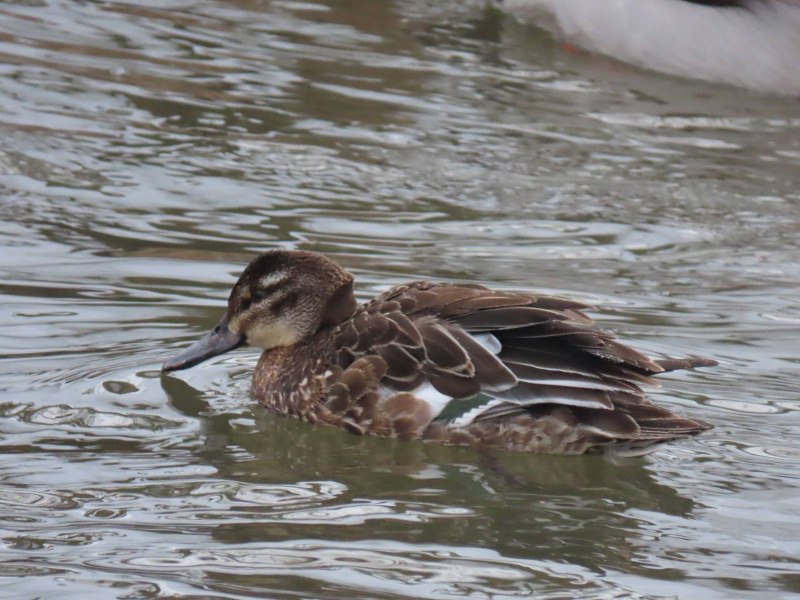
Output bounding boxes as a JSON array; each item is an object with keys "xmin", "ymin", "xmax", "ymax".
[{"xmin": 250, "ymin": 333, "xmax": 332, "ymax": 419}]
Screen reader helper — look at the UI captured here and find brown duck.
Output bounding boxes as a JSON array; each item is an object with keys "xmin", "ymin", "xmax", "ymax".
[{"xmin": 163, "ymin": 250, "xmax": 715, "ymax": 455}]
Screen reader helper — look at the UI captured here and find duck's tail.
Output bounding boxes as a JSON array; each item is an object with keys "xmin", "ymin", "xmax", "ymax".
[{"xmin": 653, "ymin": 356, "xmax": 718, "ymax": 373}]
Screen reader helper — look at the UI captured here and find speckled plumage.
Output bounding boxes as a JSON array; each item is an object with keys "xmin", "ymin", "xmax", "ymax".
[{"xmin": 163, "ymin": 250, "xmax": 715, "ymax": 455}]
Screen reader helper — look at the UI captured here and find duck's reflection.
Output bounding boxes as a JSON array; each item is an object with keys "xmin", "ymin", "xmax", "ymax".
[{"xmin": 162, "ymin": 372, "xmax": 700, "ymax": 577}]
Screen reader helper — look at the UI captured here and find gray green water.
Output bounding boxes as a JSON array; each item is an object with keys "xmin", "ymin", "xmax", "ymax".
[{"xmin": 1, "ymin": 1, "xmax": 799, "ymax": 598}]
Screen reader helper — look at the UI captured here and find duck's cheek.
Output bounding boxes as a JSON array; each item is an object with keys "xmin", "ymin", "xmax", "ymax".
[{"xmin": 245, "ymin": 320, "xmax": 300, "ymax": 350}]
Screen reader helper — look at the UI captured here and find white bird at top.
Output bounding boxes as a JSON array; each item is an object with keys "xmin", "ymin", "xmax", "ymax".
[{"xmin": 501, "ymin": 0, "xmax": 800, "ymax": 95}]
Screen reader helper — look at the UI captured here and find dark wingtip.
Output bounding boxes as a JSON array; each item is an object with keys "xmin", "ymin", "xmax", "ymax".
[
  {"xmin": 692, "ymin": 357, "xmax": 719, "ymax": 368},
  {"xmin": 655, "ymin": 356, "xmax": 718, "ymax": 372},
  {"xmin": 695, "ymin": 418, "xmax": 714, "ymax": 432}
]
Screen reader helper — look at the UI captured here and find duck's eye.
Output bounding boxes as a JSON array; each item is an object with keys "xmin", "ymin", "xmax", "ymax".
[{"xmin": 252, "ymin": 289, "xmax": 268, "ymax": 303}]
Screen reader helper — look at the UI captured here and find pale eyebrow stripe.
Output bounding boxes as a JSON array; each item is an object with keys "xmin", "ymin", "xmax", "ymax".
[{"xmin": 259, "ymin": 271, "xmax": 288, "ymax": 288}]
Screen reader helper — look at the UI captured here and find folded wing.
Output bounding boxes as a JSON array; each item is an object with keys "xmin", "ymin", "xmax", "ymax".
[{"xmin": 332, "ymin": 281, "xmax": 713, "ymax": 444}]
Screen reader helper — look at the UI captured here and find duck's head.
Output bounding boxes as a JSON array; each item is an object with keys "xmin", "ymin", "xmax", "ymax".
[{"xmin": 162, "ymin": 250, "xmax": 358, "ymax": 371}]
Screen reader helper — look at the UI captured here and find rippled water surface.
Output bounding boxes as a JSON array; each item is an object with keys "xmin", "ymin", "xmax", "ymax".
[{"xmin": 1, "ymin": 1, "xmax": 799, "ymax": 598}]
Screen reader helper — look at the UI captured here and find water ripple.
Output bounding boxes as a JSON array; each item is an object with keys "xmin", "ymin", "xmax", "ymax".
[
  {"xmin": 85, "ymin": 540, "xmax": 597, "ymax": 599},
  {"xmin": 0, "ymin": 0, "xmax": 799, "ymax": 598}
]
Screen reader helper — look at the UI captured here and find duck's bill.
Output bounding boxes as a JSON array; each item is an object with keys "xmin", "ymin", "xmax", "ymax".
[{"xmin": 162, "ymin": 319, "xmax": 244, "ymax": 372}]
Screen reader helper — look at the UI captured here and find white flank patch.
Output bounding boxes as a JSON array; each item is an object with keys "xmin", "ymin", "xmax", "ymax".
[
  {"xmin": 408, "ymin": 381, "xmax": 507, "ymax": 428},
  {"xmin": 449, "ymin": 398, "xmax": 506, "ymax": 428},
  {"xmin": 472, "ymin": 333, "xmax": 502, "ymax": 354},
  {"xmin": 412, "ymin": 382, "xmax": 455, "ymax": 417}
]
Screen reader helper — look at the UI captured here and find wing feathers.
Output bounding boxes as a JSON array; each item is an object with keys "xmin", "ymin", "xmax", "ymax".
[
  {"xmin": 447, "ymin": 328, "xmax": 517, "ymax": 391},
  {"xmin": 416, "ymin": 319, "xmax": 471, "ymax": 371},
  {"xmin": 427, "ymin": 369, "xmax": 480, "ymax": 399},
  {"xmin": 492, "ymin": 382, "xmax": 614, "ymax": 410},
  {"xmin": 377, "ymin": 344, "xmax": 421, "ymax": 381},
  {"xmin": 331, "ymin": 281, "xmax": 714, "ymax": 447},
  {"xmin": 454, "ymin": 306, "xmax": 578, "ymax": 331},
  {"xmin": 384, "ymin": 312, "xmax": 423, "ymax": 349}
]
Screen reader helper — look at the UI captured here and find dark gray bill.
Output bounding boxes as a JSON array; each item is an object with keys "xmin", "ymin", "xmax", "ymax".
[{"xmin": 162, "ymin": 318, "xmax": 243, "ymax": 372}]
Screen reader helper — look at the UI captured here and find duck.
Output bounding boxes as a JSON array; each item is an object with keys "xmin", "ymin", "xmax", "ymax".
[
  {"xmin": 162, "ymin": 250, "xmax": 716, "ymax": 455},
  {"xmin": 500, "ymin": 0, "xmax": 800, "ymax": 96}
]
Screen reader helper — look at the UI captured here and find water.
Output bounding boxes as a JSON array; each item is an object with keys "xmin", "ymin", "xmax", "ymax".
[{"xmin": 1, "ymin": 1, "xmax": 799, "ymax": 598}]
